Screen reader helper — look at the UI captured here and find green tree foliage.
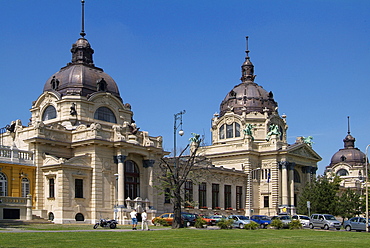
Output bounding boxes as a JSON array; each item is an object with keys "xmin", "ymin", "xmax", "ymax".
[
  {"xmin": 337, "ymin": 188, "xmax": 362, "ymax": 221},
  {"xmin": 297, "ymin": 175, "xmax": 341, "ymax": 215}
]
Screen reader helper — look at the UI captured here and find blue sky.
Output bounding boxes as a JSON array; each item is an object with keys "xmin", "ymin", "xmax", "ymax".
[{"xmin": 1, "ymin": 0, "xmax": 369, "ymax": 175}]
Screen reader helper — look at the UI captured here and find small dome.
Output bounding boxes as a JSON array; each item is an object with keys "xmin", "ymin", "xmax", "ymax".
[
  {"xmin": 43, "ymin": 37, "xmax": 122, "ymax": 101},
  {"xmin": 329, "ymin": 133, "xmax": 365, "ymax": 166},
  {"xmin": 330, "ymin": 147, "xmax": 365, "ymax": 166},
  {"xmin": 220, "ymin": 81, "xmax": 277, "ymax": 117}
]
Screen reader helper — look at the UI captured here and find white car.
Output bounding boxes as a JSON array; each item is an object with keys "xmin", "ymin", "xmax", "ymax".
[{"xmin": 292, "ymin": 215, "xmax": 310, "ymax": 227}]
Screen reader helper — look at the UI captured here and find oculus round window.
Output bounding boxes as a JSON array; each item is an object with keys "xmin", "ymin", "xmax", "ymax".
[
  {"xmin": 94, "ymin": 107, "xmax": 117, "ymax": 123},
  {"xmin": 42, "ymin": 105, "xmax": 57, "ymax": 121}
]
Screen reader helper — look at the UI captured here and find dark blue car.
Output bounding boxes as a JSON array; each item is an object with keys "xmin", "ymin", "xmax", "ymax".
[{"xmin": 251, "ymin": 215, "xmax": 271, "ymax": 228}]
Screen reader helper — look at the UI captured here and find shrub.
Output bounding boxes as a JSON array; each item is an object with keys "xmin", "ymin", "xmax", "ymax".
[
  {"xmin": 216, "ymin": 218, "xmax": 234, "ymax": 229},
  {"xmin": 194, "ymin": 217, "xmax": 207, "ymax": 228},
  {"xmin": 244, "ymin": 221, "xmax": 259, "ymax": 230},
  {"xmin": 289, "ymin": 219, "xmax": 302, "ymax": 229},
  {"xmin": 270, "ymin": 218, "xmax": 283, "ymax": 229},
  {"xmin": 153, "ymin": 218, "xmax": 169, "ymax": 226}
]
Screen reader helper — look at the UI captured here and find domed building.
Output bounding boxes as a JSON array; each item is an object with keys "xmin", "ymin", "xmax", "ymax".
[
  {"xmin": 325, "ymin": 122, "xmax": 366, "ymax": 192},
  {"xmin": 198, "ymin": 38, "xmax": 321, "ymax": 216},
  {"xmin": 0, "ymin": 22, "xmax": 166, "ymax": 222}
]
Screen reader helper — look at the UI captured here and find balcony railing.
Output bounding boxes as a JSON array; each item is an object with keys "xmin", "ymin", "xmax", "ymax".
[{"xmin": 0, "ymin": 146, "xmax": 34, "ymax": 165}]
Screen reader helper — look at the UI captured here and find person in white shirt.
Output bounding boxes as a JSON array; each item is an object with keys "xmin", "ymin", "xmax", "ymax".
[
  {"xmin": 130, "ymin": 209, "xmax": 138, "ymax": 230},
  {"xmin": 141, "ymin": 210, "xmax": 149, "ymax": 231}
]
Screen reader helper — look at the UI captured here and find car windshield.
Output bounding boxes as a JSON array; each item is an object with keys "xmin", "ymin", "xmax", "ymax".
[
  {"xmin": 238, "ymin": 216, "xmax": 249, "ymax": 220},
  {"xmin": 324, "ymin": 215, "xmax": 336, "ymax": 220},
  {"xmin": 300, "ymin": 216, "xmax": 310, "ymax": 220},
  {"xmin": 260, "ymin": 216, "xmax": 271, "ymax": 220}
]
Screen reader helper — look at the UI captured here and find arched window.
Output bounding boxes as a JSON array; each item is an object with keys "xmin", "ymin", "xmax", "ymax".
[
  {"xmin": 125, "ymin": 160, "xmax": 140, "ymax": 199},
  {"xmin": 42, "ymin": 105, "xmax": 57, "ymax": 121},
  {"xmin": 48, "ymin": 212, "xmax": 54, "ymax": 221},
  {"xmin": 94, "ymin": 107, "xmax": 117, "ymax": 123},
  {"xmin": 75, "ymin": 213, "xmax": 84, "ymax": 221},
  {"xmin": 337, "ymin": 169, "xmax": 349, "ymax": 176},
  {"xmin": 0, "ymin": 172, "xmax": 7, "ymax": 196},
  {"xmin": 294, "ymin": 170, "xmax": 301, "ymax": 183},
  {"xmin": 21, "ymin": 178, "xmax": 30, "ymax": 197},
  {"xmin": 219, "ymin": 122, "xmax": 241, "ymax": 140}
]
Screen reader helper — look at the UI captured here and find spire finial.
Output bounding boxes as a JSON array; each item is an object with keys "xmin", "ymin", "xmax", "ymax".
[
  {"xmin": 245, "ymin": 36, "xmax": 250, "ymax": 58},
  {"xmin": 80, "ymin": 0, "xmax": 86, "ymax": 37},
  {"xmin": 347, "ymin": 116, "xmax": 351, "ymax": 134}
]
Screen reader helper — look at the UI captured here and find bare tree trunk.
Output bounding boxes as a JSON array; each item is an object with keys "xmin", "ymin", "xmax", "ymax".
[{"xmin": 172, "ymin": 185, "xmax": 183, "ymax": 228}]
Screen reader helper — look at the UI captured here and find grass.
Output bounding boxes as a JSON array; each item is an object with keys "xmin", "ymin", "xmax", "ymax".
[{"xmin": 0, "ymin": 225, "xmax": 369, "ymax": 248}]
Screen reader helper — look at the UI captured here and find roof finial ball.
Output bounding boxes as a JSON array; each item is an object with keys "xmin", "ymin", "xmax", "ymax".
[{"xmin": 80, "ymin": 0, "xmax": 86, "ymax": 38}]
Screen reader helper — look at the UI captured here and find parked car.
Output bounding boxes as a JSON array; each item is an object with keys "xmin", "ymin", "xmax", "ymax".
[
  {"xmin": 200, "ymin": 215, "xmax": 217, "ymax": 226},
  {"xmin": 152, "ymin": 212, "xmax": 197, "ymax": 226},
  {"xmin": 343, "ymin": 217, "xmax": 370, "ymax": 232},
  {"xmin": 228, "ymin": 215, "xmax": 251, "ymax": 229},
  {"xmin": 271, "ymin": 215, "xmax": 292, "ymax": 228},
  {"xmin": 207, "ymin": 215, "xmax": 227, "ymax": 223},
  {"xmin": 309, "ymin": 214, "xmax": 341, "ymax": 230},
  {"xmin": 292, "ymin": 215, "xmax": 310, "ymax": 228},
  {"xmin": 250, "ymin": 215, "xmax": 271, "ymax": 228}
]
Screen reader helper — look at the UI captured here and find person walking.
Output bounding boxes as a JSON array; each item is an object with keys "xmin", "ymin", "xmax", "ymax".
[
  {"xmin": 130, "ymin": 209, "xmax": 138, "ymax": 230},
  {"xmin": 141, "ymin": 210, "xmax": 149, "ymax": 231}
]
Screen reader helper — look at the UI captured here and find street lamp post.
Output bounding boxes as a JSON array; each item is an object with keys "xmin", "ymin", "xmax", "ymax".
[
  {"xmin": 173, "ymin": 110, "xmax": 185, "ymax": 160},
  {"xmin": 366, "ymin": 145, "xmax": 370, "ymax": 232}
]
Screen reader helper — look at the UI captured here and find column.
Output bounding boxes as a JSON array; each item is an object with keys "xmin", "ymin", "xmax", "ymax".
[
  {"xmin": 116, "ymin": 154, "xmax": 126, "ymax": 206},
  {"xmin": 289, "ymin": 163, "xmax": 295, "ymax": 207},
  {"xmin": 280, "ymin": 161, "xmax": 288, "ymax": 206}
]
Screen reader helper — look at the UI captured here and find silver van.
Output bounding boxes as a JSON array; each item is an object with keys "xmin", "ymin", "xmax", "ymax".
[{"xmin": 309, "ymin": 214, "xmax": 341, "ymax": 230}]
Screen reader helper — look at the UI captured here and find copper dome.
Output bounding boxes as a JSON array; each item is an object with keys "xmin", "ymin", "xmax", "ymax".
[
  {"xmin": 329, "ymin": 134, "xmax": 365, "ymax": 166},
  {"xmin": 43, "ymin": 38, "xmax": 121, "ymax": 101}
]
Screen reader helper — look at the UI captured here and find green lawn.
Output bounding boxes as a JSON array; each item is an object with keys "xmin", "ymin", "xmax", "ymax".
[{"xmin": 0, "ymin": 226, "xmax": 369, "ymax": 248}]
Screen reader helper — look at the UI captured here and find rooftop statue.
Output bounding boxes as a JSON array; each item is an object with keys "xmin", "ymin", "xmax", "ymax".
[
  {"xmin": 266, "ymin": 124, "xmax": 281, "ymax": 141},
  {"xmin": 243, "ymin": 123, "xmax": 255, "ymax": 141}
]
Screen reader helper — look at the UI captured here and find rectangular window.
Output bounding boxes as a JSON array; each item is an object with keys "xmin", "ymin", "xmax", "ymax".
[
  {"xmin": 236, "ymin": 186, "xmax": 243, "ymax": 210},
  {"xmin": 199, "ymin": 182, "xmax": 207, "ymax": 208},
  {"xmin": 226, "ymin": 124, "xmax": 233, "ymax": 138},
  {"xmin": 75, "ymin": 179, "xmax": 83, "ymax": 198},
  {"xmin": 49, "ymin": 178, "xmax": 55, "ymax": 198},
  {"xmin": 212, "ymin": 184, "xmax": 219, "ymax": 209},
  {"xmin": 235, "ymin": 123, "xmax": 240, "ymax": 137},
  {"xmin": 219, "ymin": 125, "xmax": 225, "ymax": 139},
  {"xmin": 264, "ymin": 196, "xmax": 269, "ymax": 208},
  {"xmin": 184, "ymin": 180, "xmax": 193, "ymax": 204},
  {"xmin": 224, "ymin": 185, "xmax": 231, "ymax": 209}
]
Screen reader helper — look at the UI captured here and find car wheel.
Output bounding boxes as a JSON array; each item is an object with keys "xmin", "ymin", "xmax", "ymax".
[
  {"xmin": 309, "ymin": 223, "xmax": 314, "ymax": 229},
  {"xmin": 260, "ymin": 224, "xmax": 265, "ymax": 229},
  {"xmin": 239, "ymin": 223, "xmax": 244, "ymax": 229},
  {"xmin": 324, "ymin": 224, "xmax": 329, "ymax": 230},
  {"xmin": 336, "ymin": 228, "xmax": 340, "ymax": 231},
  {"xmin": 186, "ymin": 221, "xmax": 191, "ymax": 227}
]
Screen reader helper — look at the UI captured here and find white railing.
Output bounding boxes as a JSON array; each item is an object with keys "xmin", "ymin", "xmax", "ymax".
[{"xmin": 0, "ymin": 146, "xmax": 34, "ymax": 164}]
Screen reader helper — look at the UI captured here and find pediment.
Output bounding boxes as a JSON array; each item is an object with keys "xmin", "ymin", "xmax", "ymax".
[
  {"xmin": 287, "ymin": 144, "xmax": 321, "ymax": 161},
  {"xmin": 43, "ymin": 153, "xmax": 91, "ymax": 167}
]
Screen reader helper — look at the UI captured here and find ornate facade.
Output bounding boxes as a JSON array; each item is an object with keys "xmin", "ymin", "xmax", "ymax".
[
  {"xmin": 198, "ymin": 39, "xmax": 321, "ymax": 216},
  {"xmin": 0, "ymin": 33, "xmax": 165, "ymax": 224},
  {"xmin": 325, "ymin": 125, "xmax": 366, "ymax": 192}
]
